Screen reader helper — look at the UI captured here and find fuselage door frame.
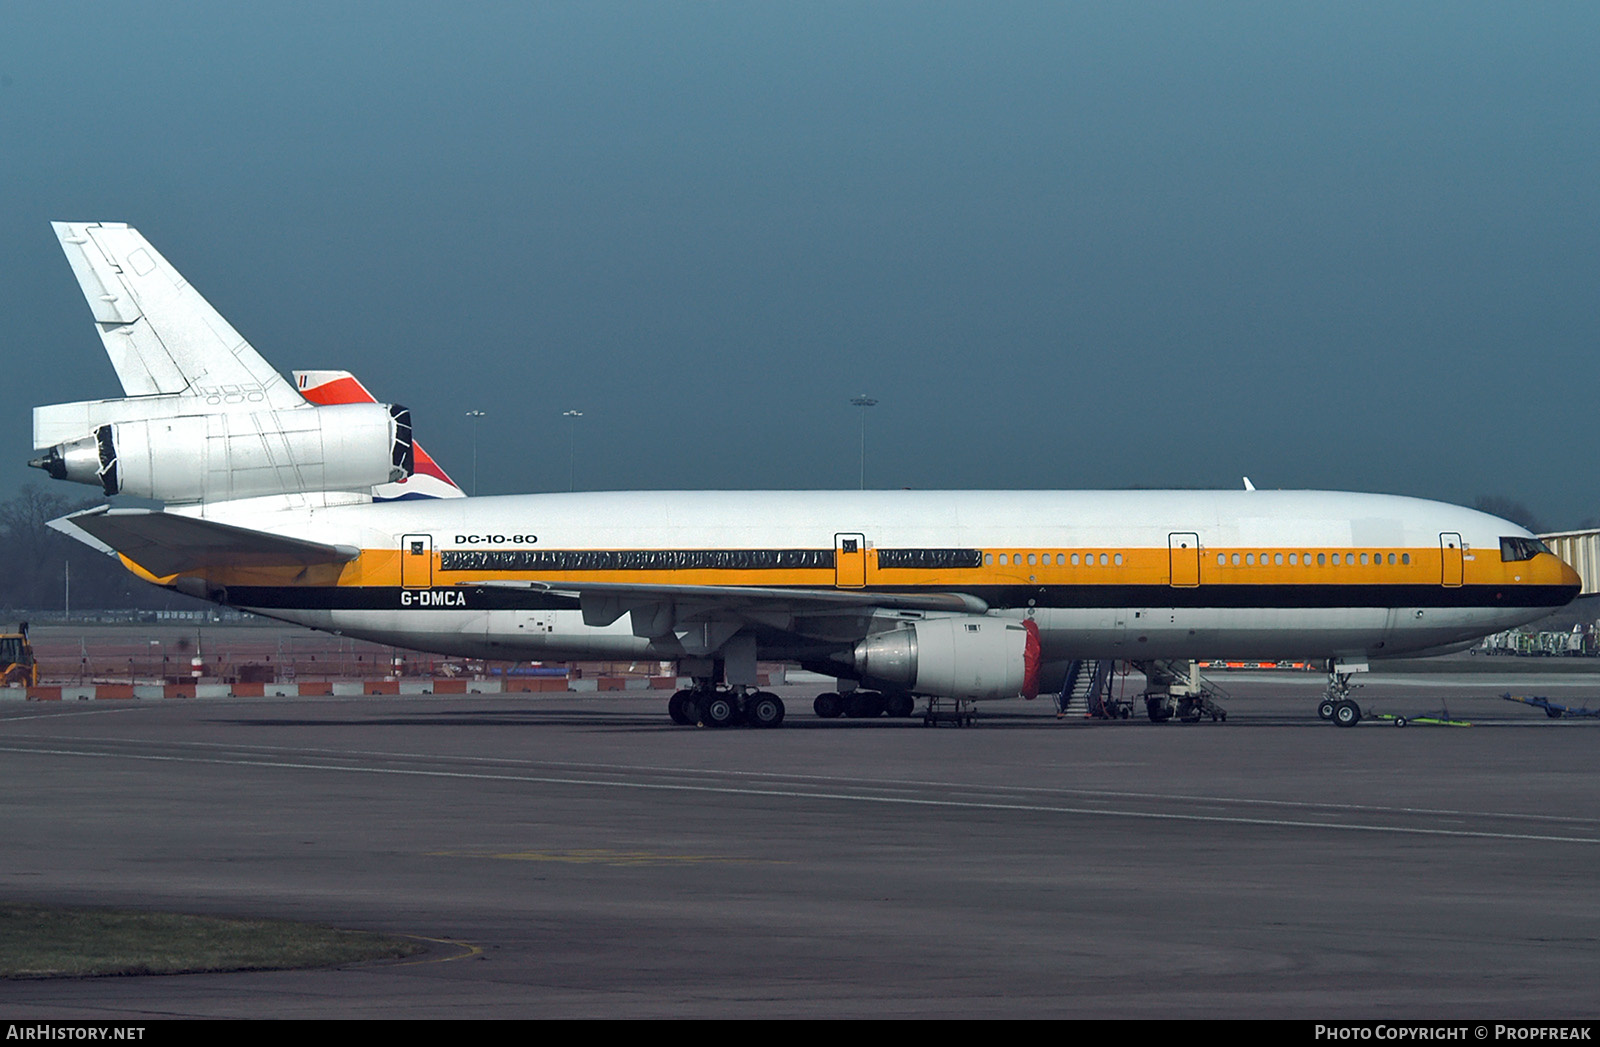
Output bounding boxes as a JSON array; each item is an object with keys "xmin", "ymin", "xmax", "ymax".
[
  {"xmin": 1169, "ymin": 532, "xmax": 1201, "ymax": 588},
  {"xmin": 835, "ymin": 533, "xmax": 867, "ymax": 589},
  {"xmin": 1440, "ymin": 532, "xmax": 1464, "ymax": 588},
  {"xmin": 402, "ymin": 534, "xmax": 433, "ymax": 589}
]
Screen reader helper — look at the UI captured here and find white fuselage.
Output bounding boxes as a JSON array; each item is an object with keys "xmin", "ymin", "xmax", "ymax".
[{"xmin": 179, "ymin": 488, "xmax": 1578, "ymax": 676}]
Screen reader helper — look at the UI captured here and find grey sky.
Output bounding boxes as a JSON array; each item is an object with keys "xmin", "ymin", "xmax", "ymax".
[{"xmin": 3, "ymin": 3, "xmax": 1597, "ymax": 523}]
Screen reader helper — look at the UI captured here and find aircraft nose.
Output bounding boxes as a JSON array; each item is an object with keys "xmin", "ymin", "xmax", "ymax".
[{"xmin": 1556, "ymin": 555, "xmax": 1583, "ymax": 595}]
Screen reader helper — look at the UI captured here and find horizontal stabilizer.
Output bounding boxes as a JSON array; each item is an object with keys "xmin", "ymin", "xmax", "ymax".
[{"xmin": 58, "ymin": 507, "xmax": 359, "ymax": 578}]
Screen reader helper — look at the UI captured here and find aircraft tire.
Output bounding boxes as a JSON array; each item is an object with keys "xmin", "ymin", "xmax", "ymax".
[
  {"xmin": 814, "ymin": 692, "xmax": 843, "ymax": 718},
  {"xmin": 1146, "ymin": 697, "xmax": 1170, "ymax": 723},
  {"xmin": 747, "ymin": 692, "xmax": 785, "ymax": 728},
  {"xmin": 701, "ymin": 693, "xmax": 740, "ymax": 728},
  {"xmin": 845, "ymin": 692, "xmax": 884, "ymax": 718},
  {"xmin": 884, "ymin": 692, "xmax": 915, "ymax": 718},
  {"xmin": 668, "ymin": 690, "xmax": 695, "ymax": 725},
  {"xmin": 1333, "ymin": 700, "xmax": 1361, "ymax": 728},
  {"xmin": 1317, "ymin": 699, "xmax": 1337, "ymax": 721}
]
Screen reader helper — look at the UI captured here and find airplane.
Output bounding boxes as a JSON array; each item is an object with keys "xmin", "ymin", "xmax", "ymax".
[{"xmin": 30, "ymin": 222, "xmax": 1582, "ymax": 729}]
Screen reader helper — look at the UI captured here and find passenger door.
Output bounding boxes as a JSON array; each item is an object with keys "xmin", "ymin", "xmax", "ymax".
[
  {"xmin": 1440, "ymin": 532, "xmax": 1464, "ymax": 588},
  {"xmin": 835, "ymin": 533, "xmax": 867, "ymax": 588},
  {"xmin": 1169, "ymin": 533, "xmax": 1201, "ymax": 588},
  {"xmin": 401, "ymin": 534, "xmax": 433, "ymax": 588}
]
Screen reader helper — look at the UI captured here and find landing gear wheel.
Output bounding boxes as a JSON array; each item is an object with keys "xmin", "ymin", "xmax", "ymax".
[
  {"xmin": 1146, "ymin": 697, "xmax": 1171, "ymax": 723},
  {"xmin": 814, "ymin": 692, "xmax": 843, "ymax": 719},
  {"xmin": 667, "ymin": 690, "xmax": 695, "ymax": 726},
  {"xmin": 746, "ymin": 692, "xmax": 785, "ymax": 728},
  {"xmin": 884, "ymin": 692, "xmax": 915, "ymax": 718},
  {"xmin": 1333, "ymin": 699, "xmax": 1361, "ymax": 728},
  {"xmin": 701, "ymin": 693, "xmax": 740, "ymax": 728},
  {"xmin": 1317, "ymin": 699, "xmax": 1337, "ymax": 721},
  {"xmin": 845, "ymin": 691, "xmax": 885, "ymax": 718}
]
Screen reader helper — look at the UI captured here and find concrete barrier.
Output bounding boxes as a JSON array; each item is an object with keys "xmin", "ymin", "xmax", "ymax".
[{"xmin": 18, "ymin": 676, "xmax": 696, "ymax": 700}]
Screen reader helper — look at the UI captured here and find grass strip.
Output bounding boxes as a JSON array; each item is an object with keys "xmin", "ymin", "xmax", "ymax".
[{"xmin": 0, "ymin": 904, "xmax": 424, "ymax": 978}]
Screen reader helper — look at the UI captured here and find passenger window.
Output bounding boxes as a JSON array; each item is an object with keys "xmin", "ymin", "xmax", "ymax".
[
  {"xmin": 1402, "ymin": 553, "xmax": 1410, "ymax": 565},
  {"xmin": 1246, "ymin": 554, "xmax": 1255, "ymax": 565},
  {"xmin": 999, "ymin": 554, "xmax": 1008, "ymax": 565},
  {"xmin": 984, "ymin": 553, "xmax": 993, "ymax": 565},
  {"xmin": 1274, "ymin": 553, "xmax": 1284, "ymax": 565},
  {"xmin": 1217, "ymin": 553, "xmax": 1226, "ymax": 565},
  {"xmin": 1318, "ymin": 553, "xmax": 1326, "ymax": 565},
  {"xmin": 1071, "ymin": 553, "xmax": 1080, "ymax": 566},
  {"xmin": 1027, "ymin": 554, "xmax": 1036, "ymax": 566},
  {"xmin": 1099, "ymin": 553, "xmax": 1108, "ymax": 565},
  {"xmin": 1231, "ymin": 553, "xmax": 1241, "ymax": 565},
  {"xmin": 1113, "ymin": 553, "xmax": 1123, "ymax": 566},
  {"xmin": 1387, "ymin": 553, "xmax": 1396, "ymax": 565}
]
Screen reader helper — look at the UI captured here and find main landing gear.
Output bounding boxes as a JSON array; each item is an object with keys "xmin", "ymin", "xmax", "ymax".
[
  {"xmin": 812, "ymin": 690, "xmax": 916, "ymax": 720},
  {"xmin": 1317, "ymin": 669, "xmax": 1362, "ymax": 728},
  {"xmin": 667, "ymin": 685, "xmax": 785, "ymax": 729}
]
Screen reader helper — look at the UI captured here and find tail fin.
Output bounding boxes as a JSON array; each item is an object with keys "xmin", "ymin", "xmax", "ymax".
[
  {"xmin": 37, "ymin": 223, "xmax": 412, "ymax": 506},
  {"xmin": 295, "ymin": 371, "xmax": 465, "ymax": 500},
  {"xmin": 51, "ymin": 222, "xmax": 304, "ymax": 410}
]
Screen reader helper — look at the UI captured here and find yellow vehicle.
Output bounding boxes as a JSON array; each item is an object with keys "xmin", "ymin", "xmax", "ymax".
[{"xmin": 1, "ymin": 624, "xmax": 37, "ymax": 687}]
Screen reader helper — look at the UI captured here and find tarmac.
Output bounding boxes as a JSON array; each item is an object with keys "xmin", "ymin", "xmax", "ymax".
[{"xmin": 2, "ymin": 664, "xmax": 1599, "ymax": 1018}]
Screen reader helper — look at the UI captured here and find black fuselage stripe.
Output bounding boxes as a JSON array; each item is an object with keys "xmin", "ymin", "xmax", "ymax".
[{"xmin": 215, "ymin": 583, "xmax": 1578, "ymax": 611}]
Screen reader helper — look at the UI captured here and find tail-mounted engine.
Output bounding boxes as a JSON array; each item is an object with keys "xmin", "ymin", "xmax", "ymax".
[
  {"xmin": 854, "ymin": 616, "xmax": 1041, "ymax": 700},
  {"xmin": 30, "ymin": 401, "xmax": 412, "ymax": 503}
]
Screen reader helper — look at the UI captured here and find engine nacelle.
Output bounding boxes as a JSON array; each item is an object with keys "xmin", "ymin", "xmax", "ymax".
[
  {"xmin": 853, "ymin": 616, "xmax": 1041, "ymax": 700},
  {"xmin": 30, "ymin": 402, "xmax": 413, "ymax": 503}
]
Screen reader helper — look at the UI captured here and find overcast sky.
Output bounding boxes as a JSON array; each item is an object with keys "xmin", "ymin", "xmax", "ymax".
[{"xmin": 3, "ymin": 3, "xmax": 1597, "ymax": 524}]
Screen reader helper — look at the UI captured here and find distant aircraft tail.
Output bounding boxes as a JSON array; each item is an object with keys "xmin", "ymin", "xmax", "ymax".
[{"xmin": 295, "ymin": 371, "xmax": 465, "ymax": 500}]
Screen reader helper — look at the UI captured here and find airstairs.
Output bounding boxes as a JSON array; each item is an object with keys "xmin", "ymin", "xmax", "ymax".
[{"xmin": 1055, "ymin": 659, "xmax": 1123, "ymax": 718}]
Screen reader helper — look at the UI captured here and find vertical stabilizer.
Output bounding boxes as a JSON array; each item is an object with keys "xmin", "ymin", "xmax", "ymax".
[{"xmin": 52, "ymin": 222, "xmax": 303, "ymax": 410}]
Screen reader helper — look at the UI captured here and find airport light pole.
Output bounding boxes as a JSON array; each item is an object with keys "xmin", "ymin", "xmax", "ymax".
[
  {"xmin": 563, "ymin": 410, "xmax": 583, "ymax": 492},
  {"xmin": 465, "ymin": 411, "xmax": 487, "ymax": 496},
  {"xmin": 851, "ymin": 395, "xmax": 877, "ymax": 490}
]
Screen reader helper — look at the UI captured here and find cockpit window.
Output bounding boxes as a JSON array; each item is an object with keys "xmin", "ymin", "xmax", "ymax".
[{"xmin": 1500, "ymin": 537, "xmax": 1550, "ymax": 562}]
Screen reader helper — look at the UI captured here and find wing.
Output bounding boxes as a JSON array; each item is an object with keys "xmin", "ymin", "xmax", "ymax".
[
  {"xmin": 55, "ymin": 507, "xmax": 358, "ymax": 578},
  {"xmin": 52, "ymin": 222, "xmax": 304, "ymax": 410},
  {"xmin": 476, "ymin": 580, "xmax": 989, "ymax": 652}
]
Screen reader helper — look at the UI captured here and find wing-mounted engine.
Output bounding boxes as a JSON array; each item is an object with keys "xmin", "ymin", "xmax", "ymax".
[
  {"xmin": 30, "ymin": 400, "xmax": 412, "ymax": 503},
  {"xmin": 854, "ymin": 616, "xmax": 1042, "ymax": 700}
]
